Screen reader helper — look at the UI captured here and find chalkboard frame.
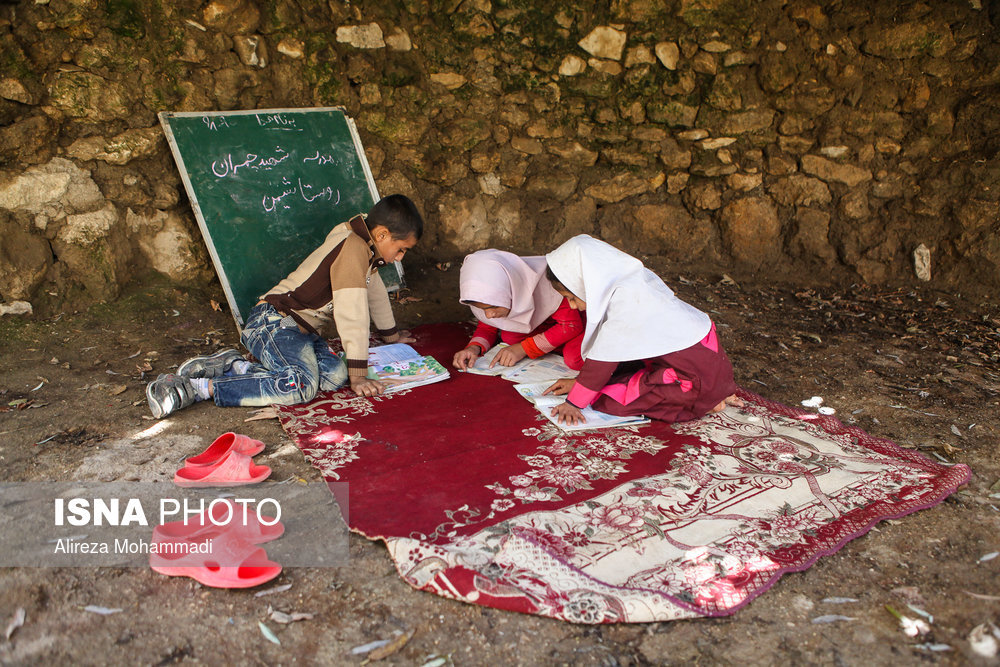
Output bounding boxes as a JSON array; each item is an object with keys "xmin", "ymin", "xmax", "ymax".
[{"xmin": 158, "ymin": 107, "xmax": 402, "ymax": 332}]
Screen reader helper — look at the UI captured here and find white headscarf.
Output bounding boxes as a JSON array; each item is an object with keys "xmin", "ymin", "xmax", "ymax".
[
  {"xmin": 459, "ymin": 250, "xmax": 564, "ymax": 334},
  {"xmin": 545, "ymin": 235, "xmax": 711, "ymax": 361}
]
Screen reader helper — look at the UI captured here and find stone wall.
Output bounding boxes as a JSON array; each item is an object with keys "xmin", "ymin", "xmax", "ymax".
[{"xmin": 2, "ymin": 0, "xmax": 999, "ymax": 314}]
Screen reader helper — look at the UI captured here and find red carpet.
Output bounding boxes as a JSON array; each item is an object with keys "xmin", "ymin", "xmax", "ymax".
[{"xmin": 276, "ymin": 323, "xmax": 970, "ymax": 623}]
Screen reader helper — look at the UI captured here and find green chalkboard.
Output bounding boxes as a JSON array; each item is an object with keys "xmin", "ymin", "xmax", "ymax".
[{"xmin": 159, "ymin": 107, "xmax": 401, "ymax": 330}]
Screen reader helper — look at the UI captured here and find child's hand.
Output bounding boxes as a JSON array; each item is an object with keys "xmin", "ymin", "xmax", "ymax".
[
  {"xmin": 551, "ymin": 402, "xmax": 585, "ymax": 426},
  {"xmin": 453, "ymin": 348, "xmax": 479, "ymax": 370},
  {"xmin": 491, "ymin": 343, "xmax": 527, "ymax": 368},
  {"xmin": 351, "ymin": 377, "xmax": 385, "ymax": 397},
  {"xmin": 542, "ymin": 378, "xmax": 575, "ymax": 396}
]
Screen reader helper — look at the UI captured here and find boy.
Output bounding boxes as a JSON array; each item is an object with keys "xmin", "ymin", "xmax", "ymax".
[{"xmin": 146, "ymin": 194, "xmax": 424, "ymax": 418}]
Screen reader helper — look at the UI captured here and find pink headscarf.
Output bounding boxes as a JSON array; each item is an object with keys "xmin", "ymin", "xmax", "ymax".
[{"xmin": 459, "ymin": 250, "xmax": 564, "ymax": 333}]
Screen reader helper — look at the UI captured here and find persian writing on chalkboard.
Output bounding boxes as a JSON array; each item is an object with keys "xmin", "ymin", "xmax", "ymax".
[{"xmin": 159, "ymin": 107, "xmax": 392, "ymax": 329}]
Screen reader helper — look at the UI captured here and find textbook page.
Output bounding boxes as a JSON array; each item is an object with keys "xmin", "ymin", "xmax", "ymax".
[
  {"xmin": 501, "ymin": 355, "xmax": 577, "ymax": 384},
  {"xmin": 466, "ymin": 345, "xmax": 578, "ymax": 383},
  {"xmin": 513, "ymin": 382, "xmax": 650, "ymax": 431},
  {"xmin": 367, "ymin": 343, "xmax": 450, "ymax": 393},
  {"xmin": 466, "ymin": 344, "xmax": 530, "ymax": 377}
]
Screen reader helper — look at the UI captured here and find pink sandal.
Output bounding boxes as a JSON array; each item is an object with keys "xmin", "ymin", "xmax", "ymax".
[
  {"xmin": 184, "ymin": 432, "xmax": 265, "ymax": 467},
  {"xmin": 173, "ymin": 451, "xmax": 271, "ymax": 488},
  {"xmin": 150, "ymin": 531, "xmax": 281, "ymax": 589}
]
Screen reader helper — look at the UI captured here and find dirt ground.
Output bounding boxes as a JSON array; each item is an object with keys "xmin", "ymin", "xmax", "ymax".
[{"xmin": 1, "ymin": 256, "xmax": 998, "ymax": 666}]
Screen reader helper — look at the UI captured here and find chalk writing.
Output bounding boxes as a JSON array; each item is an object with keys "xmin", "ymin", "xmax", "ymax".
[
  {"xmin": 260, "ymin": 179, "xmax": 341, "ymax": 212},
  {"xmin": 202, "ymin": 115, "xmax": 231, "ymax": 131},
  {"xmin": 211, "ymin": 147, "xmax": 291, "ymax": 178},
  {"xmin": 298, "ymin": 178, "xmax": 341, "ymax": 205},
  {"xmin": 256, "ymin": 147, "xmax": 290, "ymax": 168},
  {"xmin": 256, "ymin": 113, "xmax": 298, "ymax": 129},
  {"xmin": 262, "ymin": 177, "xmax": 297, "ymax": 212},
  {"xmin": 303, "ymin": 151, "xmax": 337, "ymax": 166},
  {"xmin": 212, "ymin": 153, "xmax": 249, "ymax": 178}
]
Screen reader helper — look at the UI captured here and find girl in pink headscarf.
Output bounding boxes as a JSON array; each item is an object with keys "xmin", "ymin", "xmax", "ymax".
[{"xmin": 453, "ymin": 249, "xmax": 585, "ymax": 371}]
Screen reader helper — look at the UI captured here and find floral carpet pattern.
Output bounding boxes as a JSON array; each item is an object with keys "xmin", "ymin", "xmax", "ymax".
[{"xmin": 276, "ymin": 323, "xmax": 970, "ymax": 623}]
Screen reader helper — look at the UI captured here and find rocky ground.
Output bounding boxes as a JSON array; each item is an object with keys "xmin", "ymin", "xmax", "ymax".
[{"xmin": 0, "ymin": 258, "xmax": 998, "ymax": 665}]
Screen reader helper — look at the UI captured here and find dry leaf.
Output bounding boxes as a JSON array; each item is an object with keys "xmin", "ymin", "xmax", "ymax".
[
  {"xmin": 257, "ymin": 621, "xmax": 281, "ymax": 645},
  {"xmin": 964, "ymin": 590, "xmax": 1000, "ymax": 601},
  {"xmin": 269, "ymin": 609, "xmax": 314, "ymax": 624},
  {"xmin": 210, "ymin": 299, "xmax": 222, "ymax": 312},
  {"xmin": 366, "ymin": 629, "xmax": 415, "ymax": 662},
  {"xmin": 939, "ymin": 441, "xmax": 963, "ymax": 455},
  {"xmin": 719, "ymin": 274, "xmax": 739, "ymax": 287},
  {"xmin": 109, "ymin": 385, "xmax": 127, "ymax": 396},
  {"xmin": 136, "ymin": 362, "xmax": 153, "ymax": 373},
  {"xmin": 811, "ymin": 614, "xmax": 857, "ymax": 623},
  {"xmin": 83, "ymin": 605, "xmax": 123, "ymax": 615},
  {"xmin": 5, "ymin": 607, "xmax": 25, "ymax": 640},
  {"xmin": 245, "ymin": 407, "xmax": 279, "ymax": 422},
  {"xmin": 254, "ymin": 583, "xmax": 292, "ymax": 598}
]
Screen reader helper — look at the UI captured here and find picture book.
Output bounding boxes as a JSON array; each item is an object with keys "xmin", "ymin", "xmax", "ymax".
[
  {"xmin": 466, "ymin": 345, "xmax": 578, "ymax": 384},
  {"xmin": 513, "ymin": 382, "xmax": 650, "ymax": 431},
  {"xmin": 367, "ymin": 343, "xmax": 450, "ymax": 393}
]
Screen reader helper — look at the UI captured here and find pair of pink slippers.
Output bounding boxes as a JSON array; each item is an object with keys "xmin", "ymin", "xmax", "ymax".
[
  {"xmin": 173, "ymin": 433, "xmax": 271, "ymax": 487},
  {"xmin": 150, "ymin": 499, "xmax": 283, "ymax": 588}
]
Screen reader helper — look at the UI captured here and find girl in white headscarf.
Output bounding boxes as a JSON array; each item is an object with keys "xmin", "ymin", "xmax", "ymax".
[
  {"xmin": 542, "ymin": 235, "xmax": 742, "ymax": 425},
  {"xmin": 453, "ymin": 249, "xmax": 585, "ymax": 371}
]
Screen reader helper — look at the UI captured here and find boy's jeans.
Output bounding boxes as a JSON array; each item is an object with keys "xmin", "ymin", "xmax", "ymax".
[{"xmin": 211, "ymin": 303, "xmax": 349, "ymax": 407}]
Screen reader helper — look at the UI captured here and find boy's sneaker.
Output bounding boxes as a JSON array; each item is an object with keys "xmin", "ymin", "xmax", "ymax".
[
  {"xmin": 147, "ymin": 374, "xmax": 198, "ymax": 419},
  {"xmin": 177, "ymin": 349, "xmax": 244, "ymax": 378}
]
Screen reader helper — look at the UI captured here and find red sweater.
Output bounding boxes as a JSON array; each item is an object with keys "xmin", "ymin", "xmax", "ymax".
[{"xmin": 467, "ymin": 298, "xmax": 583, "ymax": 358}]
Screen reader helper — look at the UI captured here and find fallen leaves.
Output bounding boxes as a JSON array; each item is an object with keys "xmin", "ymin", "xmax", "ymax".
[
  {"xmin": 364, "ymin": 628, "xmax": 415, "ymax": 662},
  {"xmin": 83, "ymin": 605, "xmax": 123, "ymax": 615},
  {"xmin": 253, "ymin": 583, "xmax": 292, "ymax": 598},
  {"xmin": 257, "ymin": 621, "xmax": 281, "ymax": 645},
  {"xmin": 3, "ymin": 399, "xmax": 30, "ymax": 411},
  {"xmin": 4, "ymin": 607, "xmax": 25, "ymax": 640},
  {"xmin": 267, "ymin": 606, "xmax": 313, "ymax": 624},
  {"xmin": 245, "ymin": 407, "xmax": 279, "ymax": 422},
  {"xmin": 34, "ymin": 427, "xmax": 106, "ymax": 447},
  {"xmin": 812, "ymin": 614, "xmax": 857, "ymax": 624}
]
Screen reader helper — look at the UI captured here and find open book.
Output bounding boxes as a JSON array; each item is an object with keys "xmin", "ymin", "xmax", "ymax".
[
  {"xmin": 367, "ymin": 343, "xmax": 450, "ymax": 393},
  {"xmin": 513, "ymin": 382, "xmax": 650, "ymax": 431},
  {"xmin": 466, "ymin": 344, "xmax": 578, "ymax": 384}
]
